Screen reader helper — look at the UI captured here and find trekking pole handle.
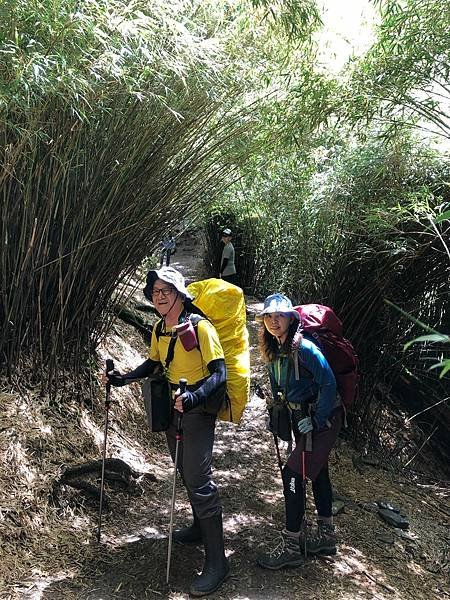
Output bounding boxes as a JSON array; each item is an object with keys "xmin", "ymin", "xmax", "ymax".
[
  {"xmin": 176, "ymin": 378, "xmax": 187, "ymax": 435},
  {"xmin": 105, "ymin": 359, "xmax": 114, "ymax": 405},
  {"xmin": 106, "ymin": 359, "xmax": 114, "ymax": 373},
  {"xmin": 302, "ymin": 399, "xmax": 313, "ymax": 452}
]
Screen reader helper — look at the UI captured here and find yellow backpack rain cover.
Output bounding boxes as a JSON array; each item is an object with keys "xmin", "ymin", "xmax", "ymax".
[{"xmin": 187, "ymin": 278, "xmax": 250, "ymax": 424}]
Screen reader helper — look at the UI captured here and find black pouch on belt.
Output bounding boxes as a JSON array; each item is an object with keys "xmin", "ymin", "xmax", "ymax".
[
  {"xmin": 142, "ymin": 374, "xmax": 172, "ymax": 432},
  {"xmin": 268, "ymin": 359, "xmax": 293, "ymax": 442},
  {"xmin": 268, "ymin": 403, "xmax": 292, "ymax": 442},
  {"xmin": 141, "ymin": 336, "xmax": 177, "ymax": 432}
]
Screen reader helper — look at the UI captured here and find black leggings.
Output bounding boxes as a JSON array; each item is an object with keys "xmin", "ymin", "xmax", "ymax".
[
  {"xmin": 283, "ymin": 464, "xmax": 333, "ymax": 532},
  {"xmin": 312, "ymin": 464, "xmax": 333, "ymax": 518}
]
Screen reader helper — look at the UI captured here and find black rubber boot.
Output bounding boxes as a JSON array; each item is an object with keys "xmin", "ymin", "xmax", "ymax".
[
  {"xmin": 189, "ymin": 512, "xmax": 230, "ymax": 597},
  {"xmin": 173, "ymin": 506, "xmax": 202, "ymax": 544}
]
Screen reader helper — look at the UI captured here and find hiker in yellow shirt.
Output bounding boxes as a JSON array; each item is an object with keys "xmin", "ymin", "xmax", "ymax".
[{"xmin": 103, "ymin": 266, "xmax": 229, "ymax": 596}]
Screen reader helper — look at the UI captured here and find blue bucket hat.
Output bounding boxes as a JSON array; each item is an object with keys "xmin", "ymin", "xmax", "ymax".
[{"xmin": 257, "ymin": 293, "xmax": 299, "ymax": 320}]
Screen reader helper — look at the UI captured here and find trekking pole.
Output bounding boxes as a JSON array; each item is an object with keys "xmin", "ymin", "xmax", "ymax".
[
  {"xmin": 301, "ymin": 405, "xmax": 313, "ymax": 557},
  {"xmin": 301, "ymin": 444, "xmax": 307, "ymax": 556},
  {"xmin": 97, "ymin": 358, "xmax": 114, "ymax": 543},
  {"xmin": 271, "ymin": 391, "xmax": 285, "ymax": 479},
  {"xmin": 166, "ymin": 377, "xmax": 187, "ymax": 586},
  {"xmin": 272, "ymin": 433, "xmax": 284, "ymax": 478}
]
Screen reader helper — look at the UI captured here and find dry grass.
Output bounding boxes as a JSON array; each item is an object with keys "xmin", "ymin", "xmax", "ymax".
[{"xmin": 0, "ymin": 238, "xmax": 448, "ymax": 600}]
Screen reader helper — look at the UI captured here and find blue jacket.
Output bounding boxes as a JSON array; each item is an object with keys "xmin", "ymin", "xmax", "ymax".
[{"xmin": 268, "ymin": 338, "xmax": 337, "ymax": 429}]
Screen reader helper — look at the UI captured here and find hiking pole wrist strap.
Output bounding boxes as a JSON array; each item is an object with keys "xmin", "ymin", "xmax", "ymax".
[
  {"xmin": 305, "ymin": 431, "xmax": 312, "ymax": 452},
  {"xmin": 301, "ymin": 384, "xmax": 313, "ymax": 453}
]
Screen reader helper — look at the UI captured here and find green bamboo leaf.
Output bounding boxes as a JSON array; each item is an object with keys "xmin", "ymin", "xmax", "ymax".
[
  {"xmin": 404, "ymin": 333, "xmax": 450, "ymax": 349},
  {"xmin": 434, "ymin": 211, "xmax": 450, "ymax": 224},
  {"xmin": 439, "ymin": 362, "xmax": 450, "ymax": 378},
  {"xmin": 385, "ymin": 299, "xmax": 443, "ymax": 335},
  {"xmin": 428, "ymin": 360, "xmax": 450, "ymax": 378}
]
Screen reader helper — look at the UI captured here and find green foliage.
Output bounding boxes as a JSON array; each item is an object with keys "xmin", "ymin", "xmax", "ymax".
[
  {"xmin": 205, "ymin": 131, "xmax": 450, "ymax": 456},
  {"xmin": 345, "ymin": 0, "xmax": 450, "ymax": 139},
  {"xmin": 248, "ymin": 0, "xmax": 322, "ymax": 41},
  {"xmin": 0, "ymin": 0, "xmax": 249, "ymax": 377},
  {"xmin": 0, "ymin": 0, "xmax": 234, "ymax": 119},
  {"xmin": 0, "ymin": 0, "xmax": 324, "ymax": 382},
  {"xmin": 2, "ymin": 0, "xmax": 448, "ymax": 463},
  {"xmin": 435, "ymin": 210, "xmax": 450, "ymax": 224},
  {"xmin": 386, "ymin": 299, "xmax": 450, "ymax": 378}
]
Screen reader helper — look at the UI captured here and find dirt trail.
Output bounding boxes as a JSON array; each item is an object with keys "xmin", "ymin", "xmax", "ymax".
[{"xmin": 23, "ymin": 234, "xmax": 449, "ymax": 600}]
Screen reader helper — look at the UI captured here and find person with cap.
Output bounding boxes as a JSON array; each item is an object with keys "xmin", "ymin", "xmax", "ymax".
[
  {"xmin": 256, "ymin": 293, "xmax": 342, "ymax": 570},
  {"xmin": 159, "ymin": 232, "xmax": 176, "ymax": 267},
  {"xmin": 219, "ymin": 228, "xmax": 237, "ymax": 285},
  {"xmin": 102, "ymin": 266, "xmax": 230, "ymax": 596}
]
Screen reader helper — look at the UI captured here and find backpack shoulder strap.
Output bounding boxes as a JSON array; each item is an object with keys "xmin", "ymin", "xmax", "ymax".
[
  {"xmin": 293, "ymin": 346, "xmax": 313, "ymax": 380},
  {"xmin": 155, "ymin": 319, "xmax": 164, "ymax": 340},
  {"xmin": 189, "ymin": 313, "xmax": 206, "ymax": 327},
  {"xmin": 154, "ymin": 319, "xmax": 178, "ymax": 370},
  {"xmin": 293, "ymin": 350, "xmax": 300, "ymax": 380},
  {"xmin": 164, "ymin": 335, "xmax": 177, "ymax": 370},
  {"xmin": 189, "ymin": 313, "xmax": 219, "ymax": 356}
]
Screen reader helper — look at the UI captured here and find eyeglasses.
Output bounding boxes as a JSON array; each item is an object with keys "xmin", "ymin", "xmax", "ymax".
[{"xmin": 151, "ymin": 287, "xmax": 174, "ymax": 298}]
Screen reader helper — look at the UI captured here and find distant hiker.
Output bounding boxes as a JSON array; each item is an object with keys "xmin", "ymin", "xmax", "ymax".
[
  {"xmin": 219, "ymin": 228, "xmax": 237, "ymax": 285},
  {"xmin": 160, "ymin": 234, "xmax": 176, "ymax": 267},
  {"xmin": 256, "ymin": 293, "xmax": 342, "ymax": 569},
  {"xmin": 102, "ymin": 266, "xmax": 230, "ymax": 596}
]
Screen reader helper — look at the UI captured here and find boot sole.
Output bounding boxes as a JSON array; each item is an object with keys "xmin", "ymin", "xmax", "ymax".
[
  {"xmin": 307, "ymin": 547, "xmax": 337, "ymax": 556},
  {"xmin": 189, "ymin": 569, "xmax": 231, "ymax": 597},
  {"xmin": 173, "ymin": 537, "xmax": 203, "ymax": 545},
  {"xmin": 257, "ymin": 558, "xmax": 305, "ymax": 570}
]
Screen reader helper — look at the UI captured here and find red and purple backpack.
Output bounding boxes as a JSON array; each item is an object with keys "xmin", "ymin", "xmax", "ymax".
[{"xmin": 294, "ymin": 304, "xmax": 359, "ymax": 413}]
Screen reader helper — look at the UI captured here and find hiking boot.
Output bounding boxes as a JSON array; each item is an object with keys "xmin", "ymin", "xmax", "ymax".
[
  {"xmin": 305, "ymin": 522, "xmax": 337, "ymax": 555},
  {"xmin": 257, "ymin": 529, "xmax": 305, "ymax": 570},
  {"xmin": 298, "ymin": 521, "xmax": 309, "ymax": 555}
]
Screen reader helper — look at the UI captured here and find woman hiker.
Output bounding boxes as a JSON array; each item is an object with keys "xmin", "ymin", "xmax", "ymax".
[
  {"xmin": 256, "ymin": 293, "xmax": 342, "ymax": 569},
  {"xmin": 102, "ymin": 266, "xmax": 229, "ymax": 596}
]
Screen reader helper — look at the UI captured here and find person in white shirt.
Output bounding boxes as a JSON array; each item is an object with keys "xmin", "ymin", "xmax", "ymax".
[{"xmin": 219, "ymin": 228, "xmax": 237, "ymax": 285}]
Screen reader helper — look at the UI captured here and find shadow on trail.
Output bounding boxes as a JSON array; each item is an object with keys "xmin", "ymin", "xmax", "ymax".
[
  {"xmin": 37, "ymin": 236, "xmax": 424, "ymax": 599},
  {"xmin": 38, "ymin": 522, "xmax": 330, "ymax": 600},
  {"xmin": 40, "ymin": 536, "xmax": 201, "ymax": 599}
]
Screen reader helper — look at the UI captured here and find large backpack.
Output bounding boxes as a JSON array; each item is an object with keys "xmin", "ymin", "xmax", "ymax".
[
  {"xmin": 294, "ymin": 304, "xmax": 359, "ymax": 412},
  {"xmin": 184, "ymin": 278, "xmax": 250, "ymax": 423}
]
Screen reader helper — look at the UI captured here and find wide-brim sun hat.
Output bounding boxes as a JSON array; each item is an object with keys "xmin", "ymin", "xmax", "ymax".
[
  {"xmin": 143, "ymin": 266, "xmax": 193, "ymax": 301},
  {"xmin": 256, "ymin": 293, "xmax": 299, "ymax": 321}
]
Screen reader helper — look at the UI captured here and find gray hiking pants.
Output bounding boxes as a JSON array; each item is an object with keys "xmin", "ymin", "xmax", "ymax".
[{"xmin": 165, "ymin": 406, "xmax": 221, "ymax": 519}]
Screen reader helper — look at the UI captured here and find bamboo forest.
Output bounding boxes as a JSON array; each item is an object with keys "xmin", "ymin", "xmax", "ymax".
[{"xmin": 0, "ymin": 1, "xmax": 449, "ymax": 599}]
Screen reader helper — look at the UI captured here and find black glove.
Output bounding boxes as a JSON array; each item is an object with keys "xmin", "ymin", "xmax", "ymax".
[
  {"xmin": 180, "ymin": 390, "xmax": 202, "ymax": 412},
  {"xmin": 107, "ymin": 370, "xmax": 127, "ymax": 387}
]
